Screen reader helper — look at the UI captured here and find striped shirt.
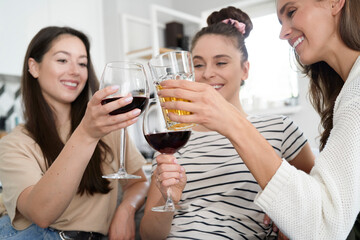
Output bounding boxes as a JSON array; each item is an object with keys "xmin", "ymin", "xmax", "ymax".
[{"xmin": 152, "ymin": 115, "xmax": 307, "ymax": 239}]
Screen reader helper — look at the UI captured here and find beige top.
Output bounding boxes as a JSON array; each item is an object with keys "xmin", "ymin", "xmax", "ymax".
[{"xmin": 0, "ymin": 125, "xmax": 146, "ymax": 235}]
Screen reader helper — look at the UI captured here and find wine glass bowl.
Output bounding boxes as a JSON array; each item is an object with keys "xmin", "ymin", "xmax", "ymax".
[
  {"xmin": 100, "ymin": 61, "xmax": 149, "ymax": 179},
  {"xmin": 143, "ymin": 98, "xmax": 191, "ymax": 212}
]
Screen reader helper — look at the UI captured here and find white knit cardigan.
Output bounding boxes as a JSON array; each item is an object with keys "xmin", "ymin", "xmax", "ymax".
[{"xmin": 255, "ymin": 56, "xmax": 360, "ymax": 240}]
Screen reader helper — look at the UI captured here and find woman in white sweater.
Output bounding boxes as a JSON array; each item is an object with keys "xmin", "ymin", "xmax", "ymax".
[{"xmin": 155, "ymin": 0, "xmax": 360, "ymax": 239}]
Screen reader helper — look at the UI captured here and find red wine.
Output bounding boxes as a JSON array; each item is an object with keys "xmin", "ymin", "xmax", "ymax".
[
  {"xmin": 145, "ymin": 130, "xmax": 191, "ymax": 154},
  {"xmin": 101, "ymin": 96, "xmax": 149, "ymax": 115}
]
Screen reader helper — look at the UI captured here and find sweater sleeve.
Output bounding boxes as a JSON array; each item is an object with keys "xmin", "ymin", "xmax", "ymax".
[{"xmin": 255, "ymin": 95, "xmax": 360, "ymax": 239}]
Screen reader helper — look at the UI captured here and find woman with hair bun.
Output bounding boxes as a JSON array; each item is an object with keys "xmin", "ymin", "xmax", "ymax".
[{"xmin": 140, "ymin": 6, "xmax": 314, "ymax": 240}]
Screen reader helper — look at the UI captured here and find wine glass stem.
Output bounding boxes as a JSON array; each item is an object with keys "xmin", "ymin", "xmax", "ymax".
[
  {"xmin": 118, "ymin": 127, "xmax": 127, "ymax": 175},
  {"xmin": 165, "ymin": 187, "xmax": 175, "ymax": 210}
]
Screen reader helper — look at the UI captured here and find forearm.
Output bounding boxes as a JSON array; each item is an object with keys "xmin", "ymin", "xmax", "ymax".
[
  {"xmin": 18, "ymin": 124, "xmax": 99, "ymax": 227},
  {"xmin": 140, "ymin": 182, "xmax": 173, "ymax": 240},
  {"xmin": 140, "ymin": 206, "xmax": 173, "ymax": 240},
  {"xmin": 119, "ymin": 170, "xmax": 149, "ymax": 214}
]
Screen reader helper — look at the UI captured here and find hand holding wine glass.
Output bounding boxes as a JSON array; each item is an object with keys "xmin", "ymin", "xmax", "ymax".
[
  {"xmin": 153, "ymin": 154, "xmax": 187, "ymax": 205},
  {"xmin": 100, "ymin": 61, "xmax": 149, "ymax": 179},
  {"xmin": 79, "ymin": 86, "xmax": 140, "ymax": 140},
  {"xmin": 143, "ymin": 98, "xmax": 191, "ymax": 212}
]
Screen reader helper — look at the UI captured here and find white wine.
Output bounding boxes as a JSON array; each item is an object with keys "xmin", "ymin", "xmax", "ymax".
[{"xmin": 156, "ymin": 84, "xmax": 195, "ymax": 130}]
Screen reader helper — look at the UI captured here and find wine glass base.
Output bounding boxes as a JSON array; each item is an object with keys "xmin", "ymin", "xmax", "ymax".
[
  {"xmin": 102, "ymin": 173, "xmax": 142, "ymax": 179},
  {"xmin": 151, "ymin": 204, "xmax": 188, "ymax": 212}
]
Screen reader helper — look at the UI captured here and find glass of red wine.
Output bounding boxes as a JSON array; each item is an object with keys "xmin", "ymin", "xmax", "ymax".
[
  {"xmin": 100, "ymin": 61, "xmax": 149, "ymax": 179},
  {"xmin": 143, "ymin": 98, "xmax": 191, "ymax": 212}
]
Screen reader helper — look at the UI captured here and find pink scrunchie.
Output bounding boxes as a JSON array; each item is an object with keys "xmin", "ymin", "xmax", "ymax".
[{"xmin": 222, "ymin": 18, "xmax": 246, "ymax": 34}]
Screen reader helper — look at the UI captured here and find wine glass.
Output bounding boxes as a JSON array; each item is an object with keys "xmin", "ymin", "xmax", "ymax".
[
  {"xmin": 143, "ymin": 98, "xmax": 191, "ymax": 212},
  {"xmin": 100, "ymin": 61, "xmax": 149, "ymax": 179}
]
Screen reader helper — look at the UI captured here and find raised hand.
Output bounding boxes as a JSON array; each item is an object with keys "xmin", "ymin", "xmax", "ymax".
[
  {"xmin": 157, "ymin": 80, "xmax": 240, "ymax": 137},
  {"xmin": 78, "ymin": 86, "xmax": 141, "ymax": 141}
]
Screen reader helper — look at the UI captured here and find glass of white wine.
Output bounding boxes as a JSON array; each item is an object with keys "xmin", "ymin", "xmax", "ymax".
[{"xmin": 148, "ymin": 50, "xmax": 196, "ymax": 130}]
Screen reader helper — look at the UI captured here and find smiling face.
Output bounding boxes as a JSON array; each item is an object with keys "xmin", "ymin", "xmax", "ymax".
[
  {"xmin": 277, "ymin": 0, "xmax": 338, "ymax": 65},
  {"xmin": 28, "ymin": 34, "xmax": 88, "ymax": 110},
  {"xmin": 192, "ymin": 34, "xmax": 249, "ymax": 106}
]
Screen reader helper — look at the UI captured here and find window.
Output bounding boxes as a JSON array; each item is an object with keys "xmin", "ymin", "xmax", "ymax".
[{"xmin": 241, "ymin": 13, "xmax": 299, "ymax": 113}]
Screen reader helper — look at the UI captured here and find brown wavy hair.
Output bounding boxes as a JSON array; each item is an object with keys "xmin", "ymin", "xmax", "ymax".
[
  {"xmin": 21, "ymin": 26, "xmax": 112, "ymax": 195},
  {"xmin": 295, "ymin": 0, "xmax": 360, "ymax": 150}
]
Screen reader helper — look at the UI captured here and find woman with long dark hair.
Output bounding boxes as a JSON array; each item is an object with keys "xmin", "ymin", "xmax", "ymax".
[{"xmin": 0, "ymin": 26, "xmax": 148, "ymax": 239}]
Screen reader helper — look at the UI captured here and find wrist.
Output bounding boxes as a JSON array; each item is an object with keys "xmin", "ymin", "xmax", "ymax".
[
  {"xmin": 74, "ymin": 122, "xmax": 100, "ymax": 145},
  {"xmin": 116, "ymin": 203, "xmax": 136, "ymax": 220},
  {"xmin": 222, "ymin": 108, "xmax": 247, "ymax": 141}
]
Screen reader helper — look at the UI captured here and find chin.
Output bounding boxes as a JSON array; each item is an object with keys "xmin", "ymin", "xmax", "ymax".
[
  {"xmin": 298, "ymin": 56, "xmax": 315, "ymax": 66},
  {"xmin": 297, "ymin": 52, "xmax": 319, "ymax": 66}
]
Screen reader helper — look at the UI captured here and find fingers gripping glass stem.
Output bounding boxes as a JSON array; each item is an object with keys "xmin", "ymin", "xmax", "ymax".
[{"xmin": 152, "ymin": 187, "xmax": 175, "ymax": 212}]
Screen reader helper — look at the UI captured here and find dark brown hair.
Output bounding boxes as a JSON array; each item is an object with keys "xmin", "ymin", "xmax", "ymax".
[
  {"xmin": 191, "ymin": 6, "xmax": 253, "ymax": 65},
  {"xmin": 21, "ymin": 26, "xmax": 112, "ymax": 195},
  {"xmin": 296, "ymin": 0, "xmax": 360, "ymax": 150}
]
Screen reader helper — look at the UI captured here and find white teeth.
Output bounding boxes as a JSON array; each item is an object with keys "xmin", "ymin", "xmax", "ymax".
[
  {"xmin": 62, "ymin": 82, "xmax": 78, "ymax": 87},
  {"xmin": 293, "ymin": 36, "xmax": 304, "ymax": 49},
  {"xmin": 212, "ymin": 85, "xmax": 222, "ymax": 89}
]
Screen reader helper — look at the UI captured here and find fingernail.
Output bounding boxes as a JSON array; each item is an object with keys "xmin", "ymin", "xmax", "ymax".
[
  {"xmin": 264, "ymin": 220, "xmax": 269, "ymax": 225},
  {"xmin": 111, "ymin": 85, "xmax": 120, "ymax": 90},
  {"xmin": 133, "ymin": 109, "xmax": 141, "ymax": 115},
  {"xmin": 124, "ymin": 96, "xmax": 133, "ymax": 103},
  {"xmin": 179, "ymin": 173, "xmax": 183, "ymax": 178},
  {"xmin": 181, "ymin": 167, "xmax": 185, "ymax": 172},
  {"xmin": 173, "ymin": 158, "xmax": 178, "ymax": 164}
]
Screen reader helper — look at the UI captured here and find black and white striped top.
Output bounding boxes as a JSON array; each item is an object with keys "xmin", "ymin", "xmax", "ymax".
[{"xmin": 152, "ymin": 115, "xmax": 307, "ymax": 240}]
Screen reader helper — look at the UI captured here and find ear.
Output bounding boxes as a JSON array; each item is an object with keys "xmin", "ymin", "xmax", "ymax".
[
  {"xmin": 241, "ymin": 61, "xmax": 250, "ymax": 81},
  {"xmin": 28, "ymin": 58, "xmax": 39, "ymax": 78},
  {"xmin": 331, "ymin": 0, "xmax": 345, "ymax": 15}
]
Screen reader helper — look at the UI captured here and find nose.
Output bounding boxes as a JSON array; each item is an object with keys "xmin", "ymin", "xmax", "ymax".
[
  {"xmin": 279, "ymin": 22, "xmax": 291, "ymax": 40},
  {"xmin": 69, "ymin": 61, "xmax": 80, "ymax": 75},
  {"xmin": 202, "ymin": 65, "xmax": 216, "ymax": 80}
]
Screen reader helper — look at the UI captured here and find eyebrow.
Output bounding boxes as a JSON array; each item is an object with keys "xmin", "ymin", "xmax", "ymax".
[
  {"xmin": 53, "ymin": 50, "xmax": 87, "ymax": 59},
  {"xmin": 214, "ymin": 54, "xmax": 231, "ymax": 59},
  {"xmin": 279, "ymin": 2, "xmax": 293, "ymax": 15},
  {"xmin": 193, "ymin": 54, "xmax": 231, "ymax": 60}
]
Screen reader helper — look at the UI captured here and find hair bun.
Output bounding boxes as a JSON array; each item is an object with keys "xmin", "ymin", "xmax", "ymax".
[{"xmin": 207, "ymin": 6, "xmax": 253, "ymax": 38}]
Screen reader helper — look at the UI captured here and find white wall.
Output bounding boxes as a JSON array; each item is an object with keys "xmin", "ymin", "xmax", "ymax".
[
  {"xmin": 102, "ymin": 0, "xmax": 174, "ymax": 62},
  {"xmin": 0, "ymin": 0, "xmax": 105, "ymax": 77},
  {"xmin": 291, "ymin": 75, "xmax": 321, "ymax": 148},
  {"xmin": 173, "ymin": 0, "xmax": 240, "ymax": 16}
]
